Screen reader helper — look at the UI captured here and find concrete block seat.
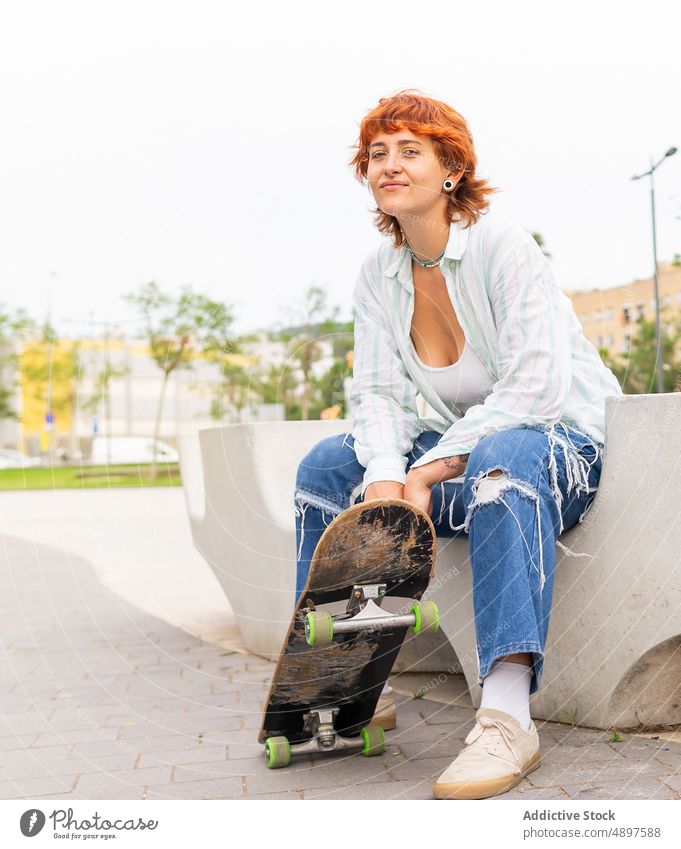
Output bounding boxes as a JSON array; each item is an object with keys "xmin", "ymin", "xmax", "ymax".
[{"xmin": 179, "ymin": 393, "xmax": 681, "ymax": 731}]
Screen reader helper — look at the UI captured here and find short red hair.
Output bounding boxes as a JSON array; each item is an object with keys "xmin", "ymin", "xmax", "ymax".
[{"xmin": 349, "ymin": 89, "xmax": 498, "ymax": 247}]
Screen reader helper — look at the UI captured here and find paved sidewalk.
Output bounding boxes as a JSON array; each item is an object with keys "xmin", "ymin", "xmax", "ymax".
[{"xmin": 1, "ymin": 532, "xmax": 680, "ymax": 801}]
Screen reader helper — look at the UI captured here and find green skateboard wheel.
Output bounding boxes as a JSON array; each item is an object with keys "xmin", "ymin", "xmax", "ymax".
[
  {"xmin": 361, "ymin": 724, "xmax": 386, "ymax": 757},
  {"xmin": 265, "ymin": 735, "xmax": 291, "ymax": 769},
  {"xmin": 411, "ymin": 600, "xmax": 440, "ymax": 635},
  {"xmin": 305, "ymin": 610, "xmax": 334, "ymax": 646}
]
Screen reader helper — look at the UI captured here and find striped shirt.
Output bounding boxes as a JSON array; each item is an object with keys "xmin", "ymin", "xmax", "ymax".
[{"xmin": 348, "ymin": 211, "xmax": 624, "ymax": 494}]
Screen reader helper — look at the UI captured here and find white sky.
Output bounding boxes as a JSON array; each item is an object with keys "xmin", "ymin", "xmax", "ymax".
[{"xmin": 1, "ymin": 0, "xmax": 680, "ymax": 340}]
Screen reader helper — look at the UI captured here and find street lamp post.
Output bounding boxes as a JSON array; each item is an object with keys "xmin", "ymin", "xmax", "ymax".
[{"xmin": 631, "ymin": 146, "xmax": 677, "ymax": 394}]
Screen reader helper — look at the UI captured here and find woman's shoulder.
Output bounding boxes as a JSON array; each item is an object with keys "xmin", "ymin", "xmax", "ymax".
[
  {"xmin": 470, "ymin": 210, "xmax": 535, "ymax": 246},
  {"xmin": 468, "ymin": 211, "xmax": 544, "ymax": 268},
  {"xmin": 355, "ymin": 240, "xmax": 405, "ymax": 290}
]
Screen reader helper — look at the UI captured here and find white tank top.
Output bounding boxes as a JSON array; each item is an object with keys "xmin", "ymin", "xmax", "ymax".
[{"xmin": 414, "ymin": 337, "xmax": 495, "ymax": 413}]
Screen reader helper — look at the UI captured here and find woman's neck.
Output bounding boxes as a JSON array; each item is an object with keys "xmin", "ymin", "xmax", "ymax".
[{"xmin": 399, "ymin": 215, "xmax": 451, "ymax": 264}]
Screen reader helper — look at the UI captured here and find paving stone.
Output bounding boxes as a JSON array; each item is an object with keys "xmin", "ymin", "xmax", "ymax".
[
  {"xmin": 306, "ymin": 779, "xmax": 434, "ymax": 800},
  {"xmin": 244, "ymin": 755, "xmax": 392, "ymax": 795},
  {"xmin": 385, "ymin": 755, "xmax": 453, "ymax": 782},
  {"xmin": 616, "ymin": 737, "xmax": 681, "ymax": 762},
  {"xmin": 1, "ymin": 752, "xmax": 137, "ymax": 780},
  {"xmin": 144, "ymin": 777, "xmax": 244, "ymax": 799},
  {"xmin": 392, "ymin": 736, "xmax": 463, "ymax": 762},
  {"xmin": 494, "ymin": 783, "xmax": 569, "ymax": 800},
  {"xmin": 245, "ymin": 791, "xmax": 304, "ymax": 800},
  {"xmin": 539, "ymin": 741, "xmax": 626, "ymax": 765},
  {"xmin": 529, "ymin": 759, "xmax": 663, "ymax": 789},
  {"xmin": 560, "ymin": 778, "xmax": 679, "ymax": 800},
  {"xmin": 227, "ymin": 743, "xmax": 267, "ymax": 761},
  {"xmin": 71, "ymin": 788, "xmax": 147, "ymax": 800},
  {"xmin": 389, "ymin": 722, "xmax": 467, "ymax": 747},
  {"xmin": 31, "ymin": 729, "xmax": 120, "ymax": 747},
  {"xmin": 73, "ymin": 766, "xmax": 172, "ymax": 793},
  {"xmin": 659, "ymin": 772, "xmax": 681, "ymax": 794},
  {"xmin": 0, "ymin": 775, "xmax": 77, "ymax": 797},
  {"xmin": 70, "ymin": 740, "xmax": 143, "ymax": 758},
  {"xmin": 0, "ymin": 734, "xmax": 51, "ymax": 752},
  {"xmin": 173, "ymin": 761, "xmax": 250, "ymax": 782},
  {"xmin": 137, "ymin": 746, "xmax": 228, "ymax": 768}
]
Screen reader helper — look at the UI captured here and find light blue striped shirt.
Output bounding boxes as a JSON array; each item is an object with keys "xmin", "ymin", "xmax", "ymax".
[{"xmin": 349, "ymin": 212, "xmax": 624, "ymax": 494}]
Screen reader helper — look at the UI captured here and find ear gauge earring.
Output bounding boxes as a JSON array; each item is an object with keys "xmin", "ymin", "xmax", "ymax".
[{"xmin": 443, "ymin": 179, "xmax": 455, "ymax": 191}]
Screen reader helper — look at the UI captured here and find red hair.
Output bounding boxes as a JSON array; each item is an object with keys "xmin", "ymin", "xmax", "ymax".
[{"xmin": 349, "ymin": 89, "xmax": 499, "ymax": 247}]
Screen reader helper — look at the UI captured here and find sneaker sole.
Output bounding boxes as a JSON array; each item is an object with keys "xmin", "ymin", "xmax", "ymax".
[{"xmin": 432, "ymin": 751, "xmax": 540, "ymax": 800}]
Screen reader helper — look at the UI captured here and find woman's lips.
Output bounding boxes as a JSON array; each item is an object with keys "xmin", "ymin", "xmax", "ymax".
[{"xmin": 382, "ymin": 183, "xmax": 408, "ymax": 190}]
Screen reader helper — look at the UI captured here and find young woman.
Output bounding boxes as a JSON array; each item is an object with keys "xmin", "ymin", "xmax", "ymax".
[{"xmin": 293, "ymin": 90, "xmax": 623, "ymax": 800}]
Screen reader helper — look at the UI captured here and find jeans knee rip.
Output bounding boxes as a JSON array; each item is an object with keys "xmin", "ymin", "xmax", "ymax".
[
  {"xmin": 463, "ymin": 468, "xmax": 548, "ymax": 597},
  {"xmin": 544, "ymin": 422, "xmax": 602, "ymax": 534},
  {"xmin": 294, "ymin": 489, "xmax": 344, "ymax": 561}
]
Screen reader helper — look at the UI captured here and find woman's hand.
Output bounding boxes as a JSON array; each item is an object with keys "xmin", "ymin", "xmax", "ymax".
[
  {"xmin": 364, "ymin": 481, "xmax": 404, "ymax": 502},
  {"xmin": 403, "ymin": 472, "xmax": 433, "ymax": 516},
  {"xmin": 363, "ymin": 478, "xmax": 433, "ymax": 517},
  {"xmin": 402, "ymin": 455, "xmax": 470, "ymax": 517}
]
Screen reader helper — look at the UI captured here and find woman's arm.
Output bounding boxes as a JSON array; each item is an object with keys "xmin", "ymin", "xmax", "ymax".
[{"xmin": 350, "ymin": 253, "xmax": 422, "ymax": 496}]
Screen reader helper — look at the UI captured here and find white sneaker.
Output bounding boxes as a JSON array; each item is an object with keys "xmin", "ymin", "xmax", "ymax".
[
  {"xmin": 371, "ymin": 690, "xmax": 397, "ymax": 731},
  {"xmin": 433, "ymin": 707, "xmax": 540, "ymax": 800}
]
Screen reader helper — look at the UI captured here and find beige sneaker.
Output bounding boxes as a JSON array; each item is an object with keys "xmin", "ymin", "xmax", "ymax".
[
  {"xmin": 433, "ymin": 707, "xmax": 540, "ymax": 800},
  {"xmin": 371, "ymin": 690, "xmax": 397, "ymax": 731}
]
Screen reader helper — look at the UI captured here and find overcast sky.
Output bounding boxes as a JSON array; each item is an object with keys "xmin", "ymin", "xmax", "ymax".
[{"xmin": 1, "ymin": 1, "xmax": 680, "ymax": 340}]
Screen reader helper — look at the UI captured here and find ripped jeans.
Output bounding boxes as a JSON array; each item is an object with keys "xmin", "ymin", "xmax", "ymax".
[{"xmin": 293, "ymin": 421, "xmax": 604, "ymax": 695}]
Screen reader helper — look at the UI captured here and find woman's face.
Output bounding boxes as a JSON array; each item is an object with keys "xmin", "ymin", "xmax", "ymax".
[{"xmin": 366, "ymin": 132, "xmax": 452, "ymax": 220}]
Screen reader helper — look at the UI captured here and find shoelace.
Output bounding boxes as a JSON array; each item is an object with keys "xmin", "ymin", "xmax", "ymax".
[{"xmin": 463, "ymin": 715, "xmax": 522, "ymax": 774}]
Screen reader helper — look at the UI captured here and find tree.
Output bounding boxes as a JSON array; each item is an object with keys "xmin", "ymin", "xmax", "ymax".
[
  {"xmin": 79, "ymin": 356, "xmax": 131, "ymax": 461},
  {"xmin": 599, "ymin": 308, "xmax": 681, "ymax": 394},
  {"xmin": 0, "ymin": 305, "xmax": 35, "ymax": 424},
  {"xmin": 276, "ymin": 286, "xmax": 346, "ymax": 420},
  {"xmin": 123, "ymin": 282, "xmax": 239, "ymax": 481},
  {"xmin": 258, "ymin": 361, "xmax": 299, "ymax": 419},
  {"xmin": 311, "ymin": 356, "xmax": 352, "ymax": 419},
  {"xmin": 210, "ymin": 360, "xmax": 260, "ymax": 423},
  {"xmin": 531, "ymin": 231, "xmax": 552, "ymax": 258}
]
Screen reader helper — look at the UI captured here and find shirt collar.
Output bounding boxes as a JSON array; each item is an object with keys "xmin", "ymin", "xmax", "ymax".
[{"xmin": 385, "ymin": 217, "xmax": 470, "ymax": 291}]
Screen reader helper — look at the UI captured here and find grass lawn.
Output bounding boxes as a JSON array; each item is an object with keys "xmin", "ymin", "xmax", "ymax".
[{"xmin": 0, "ymin": 464, "xmax": 182, "ymax": 490}]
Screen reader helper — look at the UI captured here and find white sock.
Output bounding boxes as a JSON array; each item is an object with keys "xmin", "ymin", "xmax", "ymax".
[{"xmin": 479, "ymin": 660, "xmax": 533, "ymax": 731}]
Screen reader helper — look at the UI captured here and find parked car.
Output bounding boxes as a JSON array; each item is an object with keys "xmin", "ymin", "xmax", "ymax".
[
  {"xmin": 90, "ymin": 437, "xmax": 180, "ymax": 465},
  {"xmin": 0, "ymin": 449, "xmax": 43, "ymax": 469}
]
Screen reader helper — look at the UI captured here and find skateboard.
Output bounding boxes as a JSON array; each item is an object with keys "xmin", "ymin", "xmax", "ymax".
[{"xmin": 259, "ymin": 498, "xmax": 438, "ymax": 769}]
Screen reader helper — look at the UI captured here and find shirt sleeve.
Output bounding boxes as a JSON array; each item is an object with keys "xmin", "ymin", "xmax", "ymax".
[
  {"xmin": 349, "ymin": 254, "xmax": 422, "ymax": 495},
  {"xmin": 410, "ymin": 224, "xmax": 572, "ymax": 470}
]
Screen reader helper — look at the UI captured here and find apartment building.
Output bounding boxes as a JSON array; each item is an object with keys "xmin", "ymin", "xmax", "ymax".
[{"xmin": 564, "ymin": 261, "xmax": 681, "ymax": 357}]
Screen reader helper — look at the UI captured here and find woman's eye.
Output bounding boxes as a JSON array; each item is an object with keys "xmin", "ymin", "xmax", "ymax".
[{"xmin": 370, "ymin": 149, "xmax": 418, "ymax": 159}]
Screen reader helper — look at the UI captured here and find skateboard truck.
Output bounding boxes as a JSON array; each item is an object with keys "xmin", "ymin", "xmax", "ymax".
[
  {"xmin": 304, "ymin": 584, "xmax": 439, "ymax": 647},
  {"xmin": 264, "ymin": 708, "xmax": 386, "ymax": 769}
]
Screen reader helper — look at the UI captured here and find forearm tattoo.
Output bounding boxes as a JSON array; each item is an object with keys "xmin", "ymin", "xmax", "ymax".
[{"xmin": 442, "ymin": 453, "xmax": 470, "ymax": 474}]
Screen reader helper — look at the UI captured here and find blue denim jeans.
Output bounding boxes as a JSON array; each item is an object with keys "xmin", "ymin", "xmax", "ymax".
[{"xmin": 293, "ymin": 421, "xmax": 604, "ymax": 695}]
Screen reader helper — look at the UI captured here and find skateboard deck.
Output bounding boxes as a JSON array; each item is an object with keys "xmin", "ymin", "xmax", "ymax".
[{"xmin": 258, "ymin": 498, "xmax": 437, "ymax": 764}]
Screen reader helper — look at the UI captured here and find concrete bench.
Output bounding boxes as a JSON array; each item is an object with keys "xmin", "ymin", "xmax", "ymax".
[{"xmin": 179, "ymin": 393, "xmax": 681, "ymax": 731}]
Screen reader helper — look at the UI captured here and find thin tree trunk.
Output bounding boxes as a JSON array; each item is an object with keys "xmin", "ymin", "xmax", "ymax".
[{"xmin": 150, "ymin": 371, "xmax": 170, "ymax": 483}]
